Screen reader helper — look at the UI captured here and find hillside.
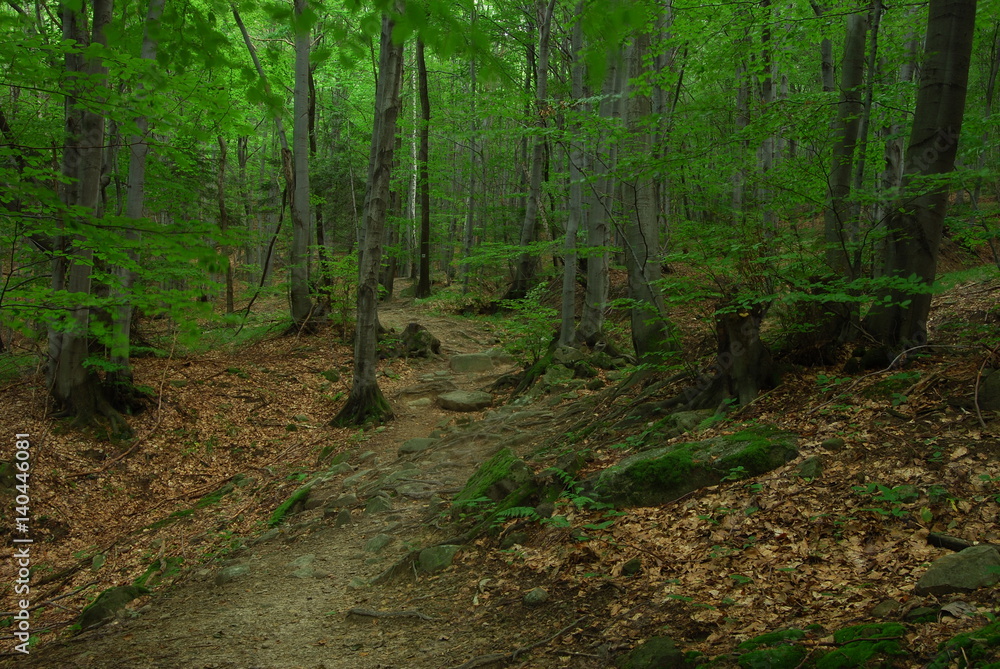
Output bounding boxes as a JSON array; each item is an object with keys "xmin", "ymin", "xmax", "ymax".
[{"xmin": 1, "ymin": 272, "xmax": 1000, "ymax": 668}]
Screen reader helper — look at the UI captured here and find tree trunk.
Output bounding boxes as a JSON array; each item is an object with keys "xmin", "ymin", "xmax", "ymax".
[
  {"xmin": 559, "ymin": 8, "xmax": 585, "ymax": 347},
  {"xmin": 290, "ymin": 0, "xmax": 313, "ymax": 327},
  {"xmin": 233, "ymin": 2, "xmax": 312, "ymax": 327},
  {"xmin": 415, "ymin": 38, "xmax": 432, "ymax": 299},
  {"xmin": 864, "ymin": 0, "xmax": 977, "ymax": 352},
  {"xmin": 106, "ymin": 0, "xmax": 164, "ymax": 414},
  {"xmin": 621, "ymin": 32, "xmax": 674, "ymax": 362},
  {"xmin": 503, "ymin": 0, "xmax": 556, "ymax": 301},
  {"xmin": 576, "ymin": 54, "xmax": 619, "ymax": 344},
  {"xmin": 49, "ymin": 0, "xmax": 127, "ymax": 433},
  {"xmin": 217, "ymin": 136, "xmax": 235, "ymax": 314},
  {"xmin": 332, "ymin": 6, "xmax": 404, "ymax": 427}
]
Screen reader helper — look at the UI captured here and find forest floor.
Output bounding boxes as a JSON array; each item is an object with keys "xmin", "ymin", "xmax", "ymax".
[{"xmin": 2, "ymin": 271, "xmax": 1000, "ymax": 668}]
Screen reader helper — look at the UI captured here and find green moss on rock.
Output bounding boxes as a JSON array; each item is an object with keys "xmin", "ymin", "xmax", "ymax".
[
  {"xmin": 928, "ymin": 620, "xmax": 1000, "ymax": 668},
  {"xmin": 816, "ymin": 623, "xmax": 906, "ymax": 669}
]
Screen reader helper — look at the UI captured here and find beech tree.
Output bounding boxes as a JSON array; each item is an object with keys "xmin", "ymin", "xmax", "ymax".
[
  {"xmin": 864, "ymin": 0, "xmax": 978, "ymax": 352},
  {"xmin": 332, "ymin": 4, "xmax": 404, "ymax": 427}
]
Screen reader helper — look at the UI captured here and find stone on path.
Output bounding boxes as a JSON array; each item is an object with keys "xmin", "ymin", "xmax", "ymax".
[
  {"xmin": 398, "ymin": 437, "xmax": 438, "ymax": 455},
  {"xmin": 418, "ymin": 545, "xmax": 461, "ymax": 573},
  {"xmin": 450, "ymin": 353, "xmax": 494, "ymax": 373},
  {"xmin": 438, "ymin": 390, "xmax": 492, "ymax": 412}
]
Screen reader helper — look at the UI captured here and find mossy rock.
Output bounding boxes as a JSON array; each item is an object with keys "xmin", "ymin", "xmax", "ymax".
[
  {"xmin": 928, "ymin": 619, "xmax": 1000, "ymax": 668},
  {"xmin": 816, "ymin": 622, "xmax": 907, "ymax": 669},
  {"xmin": 592, "ymin": 426, "xmax": 798, "ymax": 507},
  {"xmin": 453, "ymin": 447, "xmax": 538, "ymax": 521},
  {"xmin": 78, "ymin": 585, "xmax": 149, "ymax": 630},
  {"xmin": 739, "ymin": 628, "xmax": 807, "ymax": 650},
  {"xmin": 268, "ymin": 481, "xmax": 316, "ymax": 526}
]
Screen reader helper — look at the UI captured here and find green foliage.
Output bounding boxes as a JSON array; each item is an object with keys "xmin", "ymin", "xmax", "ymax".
[
  {"xmin": 495, "ymin": 283, "xmax": 557, "ymax": 365},
  {"xmin": 817, "ymin": 623, "xmax": 907, "ymax": 668}
]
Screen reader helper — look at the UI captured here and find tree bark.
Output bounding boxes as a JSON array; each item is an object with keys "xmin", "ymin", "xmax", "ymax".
[
  {"xmin": 503, "ymin": 0, "xmax": 556, "ymax": 301},
  {"xmin": 332, "ymin": 6, "xmax": 404, "ymax": 427},
  {"xmin": 621, "ymin": 31, "xmax": 674, "ymax": 362},
  {"xmin": 290, "ymin": 0, "xmax": 313, "ymax": 327},
  {"xmin": 49, "ymin": 0, "xmax": 127, "ymax": 433},
  {"xmin": 559, "ymin": 7, "xmax": 585, "ymax": 347},
  {"xmin": 864, "ymin": 0, "xmax": 977, "ymax": 352},
  {"xmin": 414, "ymin": 38, "xmax": 432, "ymax": 299}
]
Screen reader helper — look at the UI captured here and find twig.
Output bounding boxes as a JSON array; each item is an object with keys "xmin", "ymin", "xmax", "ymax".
[
  {"xmin": 345, "ymin": 607, "xmax": 437, "ymax": 621},
  {"xmin": 451, "ymin": 615, "xmax": 587, "ymax": 669}
]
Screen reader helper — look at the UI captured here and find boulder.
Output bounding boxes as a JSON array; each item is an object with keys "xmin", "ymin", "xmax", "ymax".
[
  {"xmin": 438, "ymin": 390, "xmax": 493, "ymax": 412},
  {"xmin": 78, "ymin": 585, "xmax": 149, "ymax": 629},
  {"xmin": 398, "ymin": 437, "xmax": 439, "ymax": 455},
  {"xmin": 915, "ymin": 544, "xmax": 1000, "ymax": 595},
  {"xmin": 418, "ymin": 544, "xmax": 461, "ymax": 573},
  {"xmin": 397, "ymin": 322, "xmax": 440, "ymax": 357},
  {"xmin": 591, "ymin": 427, "xmax": 798, "ymax": 507},
  {"xmin": 450, "ymin": 353, "xmax": 495, "ymax": 373}
]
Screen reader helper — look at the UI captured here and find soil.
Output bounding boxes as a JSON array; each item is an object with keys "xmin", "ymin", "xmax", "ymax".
[
  {"xmin": 1, "ymin": 295, "xmax": 611, "ymax": 669},
  {"xmin": 3, "ymin": 276, "xmax": 1000, "ymax": 668}
]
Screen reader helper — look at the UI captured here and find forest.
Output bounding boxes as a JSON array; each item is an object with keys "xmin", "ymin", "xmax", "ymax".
[{"xmin": 2, "ymin": 0, "xmax": 1000, "ymax": 665}]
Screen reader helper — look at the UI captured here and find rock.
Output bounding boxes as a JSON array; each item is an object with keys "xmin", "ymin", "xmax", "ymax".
[
  {"xmin": 343, "ymin": 469, "xmax": 372, "ymax": 488},
  {"xmin": 617, "ymin": 636, "xmax": 689, "ymax": 669},
  {"xmin": 454, "ymin": 447, "xmax": 536, "ymax": 510},
  {"xmin": 523, "ymin": 587, "xmax": 549, "ymax": 606},
  {"xmin": 542, "ymin": 364, "xmax": 575, "ymax": 386},
  {"xmin": 364, "ymin": 534, "xmax": 393, "ymax": 553},
  {"xmin": 347, "ymin": 577, "xmax": 369, "ymax": 590},
  {"xmin": 980, "ymin": 369, "xmax": 1000, "ymax": 410},
  {"xmin": 438, "ymin": 390, "xmax": 493, "ymax": 412},
  {"xmin": 398, "ymin": 378, "xmax": 459, "ymax": 399},
  {"xmin": 418, "ymin": 545, "xmax": 461, "ymax": 573},
  {"xmin": 327, "ymin": 462, "xmax": 353, "ymax": 475},
  {"xmin": 586, "ymin": 378, "xmax": 605, "ymax": 391},
  {"xmin": 396, "ymin": 322, "xmax": 441, "ymax": 358},
  {"xmin": 450, "ymin": 353, "xmax": 495, "ymax": 373},
  {"xmin": 589, "ymin": 351, "xmax": 625, "ymax": 370},
  {"xmin": 871, "ymin": 599, "xmax": 902, "ymax": 618},
  {"xmin": 398, "ymin": 437, "xmax": 438, "ymax": 455},
  {"xmin": 78, "ymin": 585, "xmax": 149, "ymax": 629},
  {"xmin": 572, "ymin": 361, "xmax": 598, "ymax": 379},
  {"xmin": 915, "ymin": 544, "xmax": 1000, "ymax": 595},
  {"xmin": 214, "ymin": 564, "xmax": 249, "ymax": 586},
  {"xmin": 591, "ymin": 427, "xmax": 798, "ymax": 508},
  {"xmin": 328, "ymin": 493, "xmax": 359, "ymax": 509},
  {"xmin": 332, "ymin": 509, "xmax": 353, "ymax": 526},
  {"xmin": 364, "ymin": 494, "xmax": 393, "ymax": 515},
  {"xmin": 821, "ymin": 437, "xmax": 846, "ymax": 450},
  {"xmin": 622, "ymin": 558, "xmax": 642, "ymax": 576},
  {"xmin": 552, "ymin": 345, "xmax": 584, "ymax": 365},
  {"xmin": 407, "ymin": 397, "xmax": 433, "ymax": 409},
  {"xmin": 287, "ymin": 554, "xmax": 315, "ymax": 569},
  {"xmin": 795, "ymin": 455, "xmax": 824, "ymax": 479}
]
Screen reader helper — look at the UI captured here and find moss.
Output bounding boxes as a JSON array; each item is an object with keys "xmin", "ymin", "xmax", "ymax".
[
  {"xmin": 928, "ymin": 620, "xmax": 1000, "ymax": 668},
  {"xmin": 195, "ymin": 481, "xmax": 235, "ymax": 508},
  {"xmin": 816, "ymin": 623, "xmax": 906, "ymax": 669},
  {"xmin": 268, "ymin": 483, "xmax": 313, "ymax": 527},
  {"xmin": 625, "ymin": 445, "xmax": 697, "ymax": 490},
  {"xmin": 454, "ymin": 448, "xmax": 521, "ymax": 505}
]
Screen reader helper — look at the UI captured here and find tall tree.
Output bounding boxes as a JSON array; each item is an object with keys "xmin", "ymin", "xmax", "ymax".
[
  {"xmin": 107, "ymin": 0, "xmax": 166, "ymax": 410},
  {"xmin": 332, "ymin": 4, "xmax": 404, "ymax": 426},
  {"xmin": 504, "ymin": 0, "xmax": 556, "ymax": 301},
  {"xmin": 621, "ymin": 28, "xmax": 673, "ymax": 361},
  {"xmin": 291, "ymin": 0, "xmax": 314, "ymax": 327},
  {"xmin": 864, "ymin": 0, "xmax": 978, "ymax": 351},
  {"xmin": 414, "ymin": 38, "xmax": 432, "ymax": 298},
  {"xmin": 48, "ymin": 0, "xmax": 126, "ymax": 431}
]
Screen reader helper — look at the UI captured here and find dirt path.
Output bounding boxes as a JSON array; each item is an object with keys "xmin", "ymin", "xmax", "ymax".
[{"xmin": 7, "ymin": 296, "xmax": 589, "ymax": 669}]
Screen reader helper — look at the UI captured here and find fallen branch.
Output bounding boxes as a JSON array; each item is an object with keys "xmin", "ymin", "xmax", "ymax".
[{"xmin": 451, "ymin": 615, "xmax": 587, "ymax": 669}]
